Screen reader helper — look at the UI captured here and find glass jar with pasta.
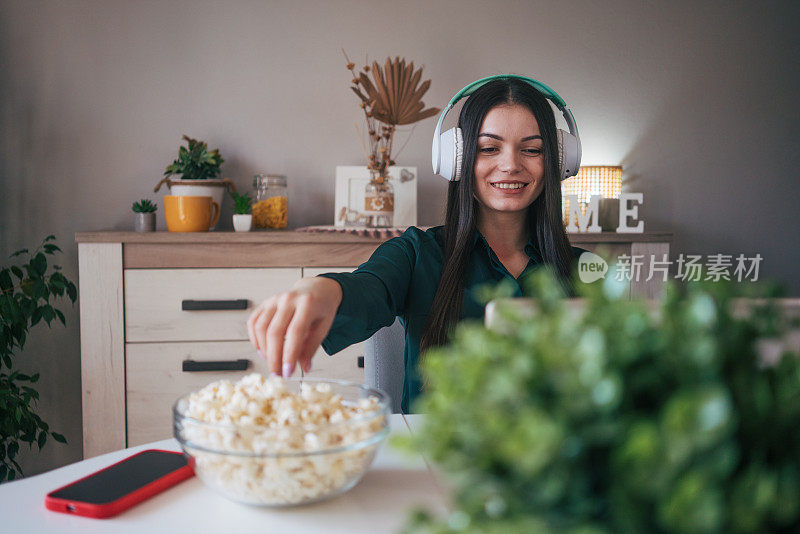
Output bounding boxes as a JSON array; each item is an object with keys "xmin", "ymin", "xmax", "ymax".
[{"xmin": 252, "ymin": 174, "xmax": 288, "ymax": 229}]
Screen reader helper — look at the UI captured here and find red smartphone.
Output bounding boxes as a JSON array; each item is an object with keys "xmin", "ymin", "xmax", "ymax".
[{"xmin": 45, "ymin": 449, "xmax": 194, "ymax": 518}]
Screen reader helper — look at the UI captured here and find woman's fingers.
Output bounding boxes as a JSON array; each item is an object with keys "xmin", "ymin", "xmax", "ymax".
[
  {"xmin": 247, "ymin": 301, "xmax": 267, "ymax": 350},
  {"xmin": 265, "ymin": 297, "xmax": 296, "ymax": 376},
  {"xmin": 252, "ymin": 301, "xmax": 277, "ymax": 358},
  {"xmin": 283, "ymin": 297, "xmax": 315, "ymax": 376},
  {"xmin": 250, "ymin": 295, "xmax": 310, "ymax": 377},
  {"xmin": 247, "ymin": 278, "xmax": 342, "ymax": 378}
]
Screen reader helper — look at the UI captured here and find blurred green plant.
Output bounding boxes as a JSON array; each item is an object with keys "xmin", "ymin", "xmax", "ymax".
[
  {"xmin": 0, "ymin": 236, "xmax": 76, "ymax": 482},
  {"xmin": 164, "ymin": 135, "xmax": 224, "ymax": 180},
  {"xmin": 131, "ymin": 199, "xmax": 157, "ymax": 213},
  {"xmin": 230, "ymin": 191, "xmax": 253, "ymax": 215},
  {"xmin": 398, "ymin": 268, "xmax": 800, "ymax": 533}
]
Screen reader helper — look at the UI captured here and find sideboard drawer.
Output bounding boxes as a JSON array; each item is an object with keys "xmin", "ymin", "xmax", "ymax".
[
  {"xmin": 308, "ymin": 343, "xmax": 365, "ymax": 384},
  {"xmin": 127, "ymin": 341, "xmax": 266, "ymax": 445},
  {"xmin": 126, "ymin": 340, "xmax": 365, "ymax": 446},
  {"xmin": 125, "ymin": 268, "xmax": 301, "ymax": 342}
]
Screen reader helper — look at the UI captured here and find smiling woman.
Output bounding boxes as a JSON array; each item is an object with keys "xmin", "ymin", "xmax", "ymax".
[
  {"xmin": 419, "ymin": 78, "xmax": 581, "ymax": 356},
  {"xmin": 474, "ymin": 105, "xmax": 546, "ymax": 217},
  {"xmin": 247, "ymin": 76, "xmax": 586, "ymax": 412}
]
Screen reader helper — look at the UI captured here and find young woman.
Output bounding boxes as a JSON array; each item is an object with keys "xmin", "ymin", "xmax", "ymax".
[{"xmin": 247, "ymin": 76, "xmax": 586, "ymax": 412}]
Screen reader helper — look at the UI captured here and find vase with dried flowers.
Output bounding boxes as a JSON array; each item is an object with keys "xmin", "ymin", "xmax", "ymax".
[{"xmin": 345, "ymin": 52, "xmax": 439, "ymax": 227}]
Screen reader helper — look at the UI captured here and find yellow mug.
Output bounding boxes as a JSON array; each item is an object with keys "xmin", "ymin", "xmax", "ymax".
[{"xmin": 164, "ymin": 195, "xmax": 220, "ymax": 232}]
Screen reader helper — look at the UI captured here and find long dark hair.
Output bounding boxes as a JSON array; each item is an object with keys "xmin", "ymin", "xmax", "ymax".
[{"xmin": 419, "ymin": 78, "xmax": 574, "ymax": 353}]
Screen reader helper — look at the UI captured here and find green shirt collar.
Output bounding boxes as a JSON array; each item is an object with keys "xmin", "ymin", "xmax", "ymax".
[{"xmin": 472, "ymin": 229, "xmax": 543, "ymax": 264}]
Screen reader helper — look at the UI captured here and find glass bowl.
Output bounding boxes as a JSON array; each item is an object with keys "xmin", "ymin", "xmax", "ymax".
[{"xmin": 173, "ymin": 377, "xmax": 390, "ymax": 507}]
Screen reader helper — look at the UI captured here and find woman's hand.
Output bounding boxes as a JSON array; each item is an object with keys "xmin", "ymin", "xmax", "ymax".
[{"xmin": 247, "ymin": 277, "xmax": 342, "ymax": 377}]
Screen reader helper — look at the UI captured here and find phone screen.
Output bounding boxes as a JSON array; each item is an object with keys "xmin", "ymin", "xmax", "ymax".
[{"xmin": 49, "ymin": 450, "xmax": 189, "ymax": 504}]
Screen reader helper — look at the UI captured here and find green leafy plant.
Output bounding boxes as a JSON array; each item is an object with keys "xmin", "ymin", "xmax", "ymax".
[
  {"xmin": 0, "ymin": 236, "xmax": 76, "ymax": 482},
  {"xmin": 164, "ymin": 134, "xmax": 224, "ymax": 180},
  {"xmin": 230, "ymin": 191, "xmax": 253, "ymax": 215},
  {"xmin": 131, "ymin": 199, "xmax": 157, "ymax": 213},
  {"xmin": 399, "ymin": 270, "xmax": 800, "ymax": 533}
]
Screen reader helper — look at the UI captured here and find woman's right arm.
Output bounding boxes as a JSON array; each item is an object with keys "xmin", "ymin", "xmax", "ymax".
[
  {"xmin": 246, "ymin": 228, "xmax": 423, "ymax": 378},
  {"xmin": 246, "ymin": 276, "xmax": 343, "ymax": 378}
]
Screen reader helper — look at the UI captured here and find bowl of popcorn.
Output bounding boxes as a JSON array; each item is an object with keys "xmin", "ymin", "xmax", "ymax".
[{"xmin": 173, "ymin": 373, "xmax": 390, "ymax": 507}]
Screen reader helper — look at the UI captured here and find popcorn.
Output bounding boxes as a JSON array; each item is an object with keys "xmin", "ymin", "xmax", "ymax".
[{"xmin": 176, "ymin": 374, "xmax": 386, "ymax": 506}]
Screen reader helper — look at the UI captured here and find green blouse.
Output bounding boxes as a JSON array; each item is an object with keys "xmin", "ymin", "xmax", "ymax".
[{"xmin": 319, "ymin": 225, "xmax": 586, "ymax": 413}]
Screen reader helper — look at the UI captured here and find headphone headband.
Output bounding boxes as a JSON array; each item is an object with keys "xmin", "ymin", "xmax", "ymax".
[{"xmin": 447, "ymin": 74, "xmax": 567, "ymax": 110}]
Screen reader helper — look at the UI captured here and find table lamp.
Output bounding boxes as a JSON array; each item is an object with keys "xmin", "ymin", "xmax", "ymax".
[{"xmin": 562, "ymin": 165, "xmax": 622, "ymax": 231}]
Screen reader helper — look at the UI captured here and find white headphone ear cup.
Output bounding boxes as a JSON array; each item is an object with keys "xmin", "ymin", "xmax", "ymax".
[
  {"xmin": 453, "ymin": 128, "xmax": 464, "ymax": 182},
  {"xmin": 438, "ymin": 127, "xmax": 462, "ymax": 181},
  {"xmin": 556, "ymin": 129, "xmax": 580, "ymax": 180}
]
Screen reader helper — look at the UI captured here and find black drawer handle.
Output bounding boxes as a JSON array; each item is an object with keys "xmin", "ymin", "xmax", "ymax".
[
  {"xmin": 358, "ymin": 356, "xmax": 364, "ymax": 368},
  {"xmin": 182, "ymin": 359, "xmax": 251, "ymax": 372},
  {"xmin": 181, "ymin": 299, "xmax": 249, "ymax": 311}
]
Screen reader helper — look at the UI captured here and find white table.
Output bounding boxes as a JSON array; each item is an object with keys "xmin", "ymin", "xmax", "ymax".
[{"xmin": 0, "ymin": 414, "xmax": 449, "ymax": 533}]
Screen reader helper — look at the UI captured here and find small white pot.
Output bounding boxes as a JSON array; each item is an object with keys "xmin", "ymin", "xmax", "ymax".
[
  {"xmin": 168, "ymin": 182, "xmax": 224, "ymax": 206},
  {"xmin": 232, "ymin": 214, "xmax": 252, "ymax": 232}
]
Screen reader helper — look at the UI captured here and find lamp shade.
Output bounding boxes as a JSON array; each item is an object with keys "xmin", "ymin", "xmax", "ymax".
[{"xmin": 562, "ymin": 165, "xmax": 622, "ymax": 226}]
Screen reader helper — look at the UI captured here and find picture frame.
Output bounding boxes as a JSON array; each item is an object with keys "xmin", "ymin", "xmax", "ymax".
[{"xmin": 334, "ymin": 166, "xmax": 417, "ymax": 227}]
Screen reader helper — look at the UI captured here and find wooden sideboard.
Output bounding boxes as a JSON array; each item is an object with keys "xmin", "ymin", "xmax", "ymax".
[{"xmin": 75, "ymin": 230, "xmax": 671, "ymax": 458}]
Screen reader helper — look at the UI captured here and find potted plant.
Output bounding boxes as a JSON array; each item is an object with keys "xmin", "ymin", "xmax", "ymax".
[
  {"xmin": 399, "ymin": 270, "xmax": 800, "ymax": 533},
  {"xmin": 1, "ymin": 236, "xmax": 75, "ymax": 481},
  {"xmin": 153, "ymin": 135, "xmax": 236, "ymax": 227},
  {"xmin": 131, "ymin": 199, "xmax": 157, "ymax": 232},
  {"xmin": 230, "ymin": 191, "xmax": 253, "ymax": 232}
]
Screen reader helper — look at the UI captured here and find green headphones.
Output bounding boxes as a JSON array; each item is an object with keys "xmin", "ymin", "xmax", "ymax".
[{"xmin": 431, "ymin": 74, "xmax": 581, "ymax": 181}]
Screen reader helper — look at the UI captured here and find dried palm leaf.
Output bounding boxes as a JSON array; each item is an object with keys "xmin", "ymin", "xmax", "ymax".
[
  {"xmin": 397, "ymin": 61, "xmax": 419, "ymax": 117},
  {"xmin": 358, "ymin": 57, "xmax": 439, "ymax": 126},
  {"xmin": 344, "ymin": 51, "xmax": 439, "ymax": 181}
]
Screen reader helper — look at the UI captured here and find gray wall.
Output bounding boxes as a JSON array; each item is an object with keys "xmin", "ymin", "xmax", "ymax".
[{"xmin": 1, "ymin": 0, "xmax": 798, "ymax": 476}]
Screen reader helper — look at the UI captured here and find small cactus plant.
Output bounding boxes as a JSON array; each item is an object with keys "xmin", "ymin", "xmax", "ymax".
[{"xmin": 132, "ymin": 199, "xmax": 157, "ymax": 213}]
